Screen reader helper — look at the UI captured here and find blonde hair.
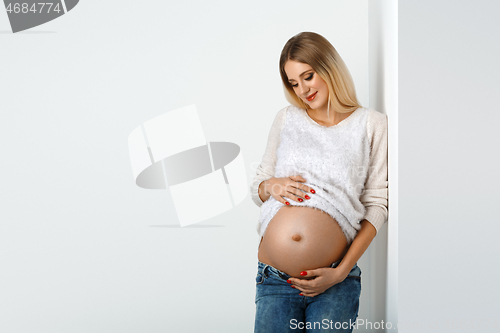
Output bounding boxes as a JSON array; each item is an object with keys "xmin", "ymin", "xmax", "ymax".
[{"xmin": 279, "ymin": 32, "xmax": 362, "ymax": 114}]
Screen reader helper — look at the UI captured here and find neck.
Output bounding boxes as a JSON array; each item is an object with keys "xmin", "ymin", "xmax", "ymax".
[{"xmin": 308, "ymin": 104, "xmax": 345, "ymax": 125}]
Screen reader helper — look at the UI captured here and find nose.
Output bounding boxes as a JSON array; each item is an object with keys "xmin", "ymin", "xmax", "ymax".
[{"xmin": 297, "ymin": 83, "xmax": 309, "ymax": 97}]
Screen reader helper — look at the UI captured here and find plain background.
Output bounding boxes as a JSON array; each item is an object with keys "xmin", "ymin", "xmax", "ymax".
[
  {"xmin": 0, "ymin": 1, "xmax": 372, "ymax": 332},
  {"xmin": 399, "ymin": 1, "xmax": 500, "ymax": 332}
]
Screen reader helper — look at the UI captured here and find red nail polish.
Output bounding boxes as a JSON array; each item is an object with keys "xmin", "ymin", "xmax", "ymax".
[
  {"xmin": 285, "ymin": 202, "xmax": 290, "ymax": 205},
  {"xmin": 305, "ymin": 195, "xmax": 310, "ymax": 199},
  {"xmin": 291, "ymin": 286, "xmax": 295, "ymax": 288},
  {"xmin": 287, "ymin": 279, "xmax": 291, "ymax": 284},
  {"xmin": 310, "ymin": 189, "xmax": 315, "ymax": 194},
  {"xmin": 300, "ymin": 271, "xmax": 307, "ymax": 276},
  {"xmin": 299, "ymin": 293, "xmax": 303, "ymax": 296},
  {"xmin": 298, "ymin": 198, "xmax": 303, "ymax": 202}
]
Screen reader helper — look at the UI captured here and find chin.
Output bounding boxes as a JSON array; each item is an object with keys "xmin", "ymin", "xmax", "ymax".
[{"xmin": 308, "ymin": 100, "xmax": 326, "ymax": 109}]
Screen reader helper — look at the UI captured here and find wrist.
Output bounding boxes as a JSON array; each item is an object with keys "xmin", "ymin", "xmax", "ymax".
[
  {"xmin": 258, "ymin": 179, "xmax": 272, "ymax": 202},
  {"xmin": 326, "ymin": 267, "xmax": 345, "ymax": 288},
  {"xmin": 262, "ymin": 178, "xmax": 274, "ymax": 193},
  {"xmin": 259, "ymin": 180, "xmax": 268, "ymax": 195},
  {"xmin": 336, "ymin": 261, "xmax": 353, "ymax": 279}
]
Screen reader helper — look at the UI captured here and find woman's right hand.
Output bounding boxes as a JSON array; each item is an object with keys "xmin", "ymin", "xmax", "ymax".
[{"xmin": 261, "ymin": 175, "xmax": 315, "ymax": 206}]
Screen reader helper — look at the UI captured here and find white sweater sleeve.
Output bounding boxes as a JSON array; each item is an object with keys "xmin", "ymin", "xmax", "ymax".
[
  {"xmin": 360, "ymin": 109, "xmax": 389, "ymax": 233},
  {"xmin": 250, "ymin": 106, "xmax": 288, "ymax": 207}
]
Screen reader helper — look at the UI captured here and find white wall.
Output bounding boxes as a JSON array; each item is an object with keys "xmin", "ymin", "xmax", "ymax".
[
  {"xmin": 367, "ymin": 0, "xmax": 399, "ymax": 332},
  {"xmin": 399, "ymin": 1, "xmax": 500, "ymax": 332},
  {"xmin": 0, "ymin": 1, "xmax": 373, "ymax": 332}
]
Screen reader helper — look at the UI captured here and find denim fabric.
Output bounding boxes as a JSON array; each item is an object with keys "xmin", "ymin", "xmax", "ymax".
[{"xmin": 254, "ymin": 261, "xmax": 361, "ymax": 333}]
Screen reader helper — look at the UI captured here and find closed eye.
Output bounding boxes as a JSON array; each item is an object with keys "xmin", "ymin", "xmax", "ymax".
[{"xmin": 290, "ymin": 73, "xmax": 314, "ymax": 87}]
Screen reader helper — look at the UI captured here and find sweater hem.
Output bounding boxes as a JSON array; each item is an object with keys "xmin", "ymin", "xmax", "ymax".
[{"xmin": 258, "ymin": 199, "xmax": 360, "ymax": 245}]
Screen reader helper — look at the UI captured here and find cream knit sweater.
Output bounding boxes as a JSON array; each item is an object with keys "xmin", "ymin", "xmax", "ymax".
[{"xmin": 250, "ymin": 104, "xmax": 388, "ymax": 244}]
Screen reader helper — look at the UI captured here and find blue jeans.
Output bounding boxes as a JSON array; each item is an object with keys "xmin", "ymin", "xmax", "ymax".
[{"xmin": 254, "ymin": 260, "xmax": 361, "ymax": 333}]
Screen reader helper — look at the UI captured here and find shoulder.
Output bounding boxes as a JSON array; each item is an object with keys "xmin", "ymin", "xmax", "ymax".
[
  {"xmin": 365, "ymin": 108, "xmax": 388, "ymax": 147},
  {"xmin": 276, "ymin": 105, "xmax": 290, "ymax": 117},
  {"xmin": 366, "ymin": 108, "xmax": 387, "ymax": 124},
  {"xmin": 267, "ymin": 105, "xmax": 291, "ymax": 135},
  {"xmin": 366, "ymin": 108, "xmax": 388, "ymax": 132},
  {"xmin": 274, "ymin": 105, "xmax": 293, "ymax": 125}
]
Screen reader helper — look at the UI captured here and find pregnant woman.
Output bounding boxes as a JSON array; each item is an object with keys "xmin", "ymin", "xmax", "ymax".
[{"xmin": 251, "ymin": 32, "xmax": 388, "ymax": 333}]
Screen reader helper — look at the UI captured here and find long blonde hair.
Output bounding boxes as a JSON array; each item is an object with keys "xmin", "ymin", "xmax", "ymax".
[{"xmin": 279, "ymin": 32, "xmax": 362, "ymax": 114}]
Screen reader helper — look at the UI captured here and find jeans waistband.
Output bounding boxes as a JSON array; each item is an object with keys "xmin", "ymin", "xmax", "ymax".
[{"xmin": 257, "ymin": 259, "xmax": 354, "ymax": 281}]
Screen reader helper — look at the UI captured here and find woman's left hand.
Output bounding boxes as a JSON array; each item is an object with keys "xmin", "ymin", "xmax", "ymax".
[{"xmin": 288, "ymin": 267, "xmax": 349, "ymax": 297}]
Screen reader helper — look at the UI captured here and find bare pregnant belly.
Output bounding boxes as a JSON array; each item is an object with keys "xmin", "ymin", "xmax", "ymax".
[{"xmin": 258, "ymin": 206, "xmax": 349, "ymax": 278}]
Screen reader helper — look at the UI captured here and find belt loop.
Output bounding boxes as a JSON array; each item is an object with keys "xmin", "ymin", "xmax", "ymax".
[
  {"xmin": 263, "ymin": 264, "xmax": 269, "ymax": 278},
  {"xmin": 331, "ymin": 259, "xmax": 341, "ymax": 268}
]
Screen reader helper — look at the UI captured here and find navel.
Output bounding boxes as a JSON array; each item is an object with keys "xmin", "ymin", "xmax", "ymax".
[{"xmin": 291, "ymin": 234, "xmax": 302, "ymax": 242}]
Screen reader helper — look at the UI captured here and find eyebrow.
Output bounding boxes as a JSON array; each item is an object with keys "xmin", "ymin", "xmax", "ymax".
[{"xmin": 288, "ymin": 70, "xmax": 313, "ymax": 83}]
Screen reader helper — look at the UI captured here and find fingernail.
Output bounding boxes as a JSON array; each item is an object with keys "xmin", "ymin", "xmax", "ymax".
[
  {"xmin": 285, "ymin": 202, "xmax": 290, "ymax": 205},
  {"xmin": 291, "ymin": 286, "xmax": 295, "ymax": 288},
  {"xmin": 300, "ymin": 271, "xmax": 307, "ymax": 276},
  {"xmin": 298, "ymin": 198, "xmax": 303, "ymax": 202},
  {"xmin": 299, "ymin": 293, "xmax": 303, "ymax": 296},
  {"xmin": 305, "ymin": 195, "xmax": 310, "ymax": 199},
  {"xmin": 310, "ymin": 189, "xmax": 315, "ymax": 194},
  {"xmin": 287, "ymin": 279, "xmax": 291, "ymax": 284}
]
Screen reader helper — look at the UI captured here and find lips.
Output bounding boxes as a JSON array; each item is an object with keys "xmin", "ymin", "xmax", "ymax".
[{"xmin": 306, "ymin": 92, "xmax": 317, "ymax": 101}]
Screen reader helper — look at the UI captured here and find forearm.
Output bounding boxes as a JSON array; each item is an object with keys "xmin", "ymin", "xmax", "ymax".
[{"xmin": 337, "ymin": 219, "xmax": 377, "ymax": 275}]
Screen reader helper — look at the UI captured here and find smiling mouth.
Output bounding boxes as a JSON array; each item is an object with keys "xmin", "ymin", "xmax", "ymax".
[{"xmin": 306, "ymin": 92, "xmax": 317, "ymax": 101}]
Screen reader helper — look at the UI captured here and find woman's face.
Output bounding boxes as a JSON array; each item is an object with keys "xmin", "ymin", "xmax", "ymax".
[{"xmin": 284, "ymin": 60, "xmax": 329, "ymax": 110}]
